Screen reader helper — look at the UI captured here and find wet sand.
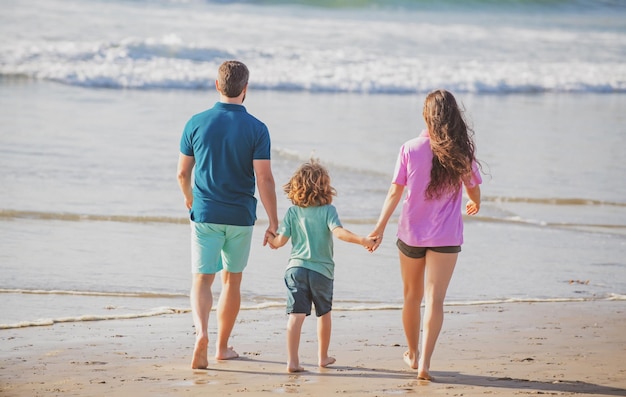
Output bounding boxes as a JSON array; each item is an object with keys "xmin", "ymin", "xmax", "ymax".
[{"xmin": 1, "ymin": 300, "xmax": 625, "ymax": 396}]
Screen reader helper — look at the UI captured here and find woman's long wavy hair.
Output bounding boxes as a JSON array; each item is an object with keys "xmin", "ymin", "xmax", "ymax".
[
  {"xmin": 283, "ymin": 159, "xmax": 336, "ymax": 207},
  {"xmin": 423, "ymin": 89, "xmax": 477, "ymax": 200}
]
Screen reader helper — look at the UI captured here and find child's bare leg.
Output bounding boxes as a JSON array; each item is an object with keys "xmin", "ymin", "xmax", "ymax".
[
  {"xmin": 286, "ymin": 313, "xmax": 306, "ymax": 372},
  {"xmin": 317, "ymin": 311, "xmax": 336, "ymax": 367},
  {"xmin": 190, "ymin": 273, "xmax": 215, "ymax": 369}
]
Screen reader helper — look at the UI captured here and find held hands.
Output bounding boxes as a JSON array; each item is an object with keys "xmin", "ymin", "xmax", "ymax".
[
  {"xmin": 263, "ymin": 228, "xmax": 277, "ymax": 249},
  {"xmin": 466, "ymin": 200, "xmax": 480, "ymax": 216},
  {"xmin": 361, "ymin": 236, "xmax": 378, "ymax": 253},
  {"xmin": 365, "ymin": 231, "xmax": 384, "ymax": 253}
]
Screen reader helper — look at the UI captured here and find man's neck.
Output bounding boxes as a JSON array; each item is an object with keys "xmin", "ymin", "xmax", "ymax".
[{"xmin": 219, "ymin": 94, "xmax": 244, "ymax": 105}]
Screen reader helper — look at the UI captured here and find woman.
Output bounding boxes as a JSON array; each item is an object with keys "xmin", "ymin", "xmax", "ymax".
[{"xmin": 369, "ymin": 89, "xmax": 482, "ymax": 381}]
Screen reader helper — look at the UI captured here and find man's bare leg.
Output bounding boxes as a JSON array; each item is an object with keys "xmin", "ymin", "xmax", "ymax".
[
  {"xmin": 215, "ymin": 270, "xmax": 242, "ymax": 360},
  {"xmin": 190, "ymin": 273, "xmax": 215, "ymax": 369}
]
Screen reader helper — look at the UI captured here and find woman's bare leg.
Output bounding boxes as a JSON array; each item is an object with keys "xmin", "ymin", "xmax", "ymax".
[
  {"xmin": 418, "ymin": 251, "xmax": 458, "ymax": 380},
  {"xmin": 399, "ymin": 251, "xmax": 426, "ymax": 370}
]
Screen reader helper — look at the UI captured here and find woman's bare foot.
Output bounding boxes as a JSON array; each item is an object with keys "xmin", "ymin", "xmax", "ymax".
[
  {"xmin": 403, "ymin": 351, "xmax": 418, "ymax": 370},
  {"xmin": 191, "ymin": 335, "xmax": 209, "ymax": 369},
  {"xmin": 319, "ymin": 356, "xmax": 336, "ymax": 368},
  {"xmin": 215, "ymin": 345, "xmax": 239, "ymax": 360},
  {"xmin": 287, "ymin": 364, "xmax": 305, "ymax": 373},
  {"xmin": 417, "ymin": 369, "xmax": 433, "ymax": 381}
]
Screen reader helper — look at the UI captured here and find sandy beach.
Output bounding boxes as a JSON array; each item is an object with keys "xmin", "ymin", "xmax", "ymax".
[
  {"xmin": 1, "ymin": 300, "xmax": 624, "ymax": 396},
  {"xmin": 2, "ymin": 1, "xmax": 626, "ymax": 396}
]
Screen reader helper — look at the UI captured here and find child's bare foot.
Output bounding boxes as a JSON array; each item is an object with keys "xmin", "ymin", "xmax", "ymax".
[
  {"xmin": 319, "ymin": 356, "xmax": 336, "ymax": 368},
  {"xmin": 287, "ymin": 364, "xmax": 305, "ymax": 373},
  {"xmin": 191, "ymin": 335, "xmax": 209, "ymax": 369},
  {"xmin": 215, "ymin": 345, "xmax": 239, "ymax": 360},
  {"xmin": 403, "ymin": 351, "xmax": 418, "ymax": 369}
]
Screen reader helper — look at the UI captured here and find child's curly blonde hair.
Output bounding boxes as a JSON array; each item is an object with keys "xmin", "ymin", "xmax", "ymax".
[{"xmin": 283, "ymin": 159, "xmax": 336, "ymax": 207}]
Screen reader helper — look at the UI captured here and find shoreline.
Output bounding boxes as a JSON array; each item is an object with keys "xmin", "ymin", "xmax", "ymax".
[{"xmin": 1, "ymin": 300, "xmax": 624, "ymax": 396}]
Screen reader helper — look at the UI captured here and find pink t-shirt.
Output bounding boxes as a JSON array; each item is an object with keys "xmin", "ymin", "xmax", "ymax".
[{"xmin": 392, "ymin": 130, "xmax": 482, "ymax": 247}]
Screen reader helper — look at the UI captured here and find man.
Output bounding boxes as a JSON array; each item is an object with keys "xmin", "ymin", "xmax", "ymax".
[{"xmin": 177, "ymin": 60, "xmax": 278, "ymax": 369}]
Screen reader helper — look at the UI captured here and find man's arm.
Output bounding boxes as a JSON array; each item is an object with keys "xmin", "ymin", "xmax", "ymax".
[
  {"xmin": 253, "ymin": 159, "xmax": 278, "ymax": 245},
  {"xmin": 177, "ymin": 153, "xmax": 195, "ymax": 210}
]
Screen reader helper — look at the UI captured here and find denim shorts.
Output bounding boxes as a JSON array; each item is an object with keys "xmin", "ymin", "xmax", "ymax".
[
  {"xmin": 396, "ymin": 239, "xmax": 461, "ymax": 259},
  {"xmin": 190, "ymin": 222, "xmax": 253, "ymax": 274},
  {"xmin": 284, "ymin": 267, "xmax": 333, "ymax": 317}
]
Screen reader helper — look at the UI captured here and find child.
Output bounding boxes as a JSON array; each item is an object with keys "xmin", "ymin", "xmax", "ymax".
[{"xmin": 267, "ymin": 160, "xmax": 376, "ymax": 373}]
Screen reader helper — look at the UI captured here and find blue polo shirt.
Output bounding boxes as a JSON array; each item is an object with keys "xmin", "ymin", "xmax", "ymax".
[{"xmin": 180, "ymin": 102, "xmax": 271, "ymax": 226}]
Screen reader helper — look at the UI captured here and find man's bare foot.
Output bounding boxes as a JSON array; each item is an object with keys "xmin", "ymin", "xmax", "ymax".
[
  {"xmin": 215, "ymin": 345, "xmax": 239, "ymax": 360},
  {"xmin": 403, "ymin": 351, "xmax": 418, "ymax": 369},
  {"xmin": 191, "ymin": 336, "xmax": 209, "ymax": 369},
  {"xmin": 319, "ymin": 356, "xmax": 336, "ymax": 368},
  {"xmin": 287, "ymin": 364, "xmax": 305, "ymax": 373},
  {"xmin": 417, "ymin": 369, "xmax": 433, "ymax": 381}
]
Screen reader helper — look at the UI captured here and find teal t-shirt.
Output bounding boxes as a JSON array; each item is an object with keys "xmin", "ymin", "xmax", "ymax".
[
  {"xmin": 180, "ymin": 102, "xmax": 271, "ymax": 226},
  {"xmin": 277, "ymin": 205, "xmax": 342, "ymax": 280}
]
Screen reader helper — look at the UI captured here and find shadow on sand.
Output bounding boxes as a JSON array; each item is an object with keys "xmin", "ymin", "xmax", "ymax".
[{"xmin": 192, "ymin": 357, "xmax": 625, "ymax": 395}]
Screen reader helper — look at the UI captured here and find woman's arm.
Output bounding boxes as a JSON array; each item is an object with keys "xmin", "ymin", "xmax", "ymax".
[
  {"xmin": 465, "ymin": 185, "xmax": 481, "ymax": 215},
  {"xmin": 369, "ymin": 183, "xmax": 405, "ymax": 249}
]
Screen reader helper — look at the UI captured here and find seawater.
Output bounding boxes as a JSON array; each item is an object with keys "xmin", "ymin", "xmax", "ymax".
[{"xmin": 1, "ymin": 0, "xmax": 625, "ymax": 329}]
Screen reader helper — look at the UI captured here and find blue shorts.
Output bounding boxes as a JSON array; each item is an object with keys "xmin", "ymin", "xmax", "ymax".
[
  {"xmin": 284, "ymin": 267, "xmax": 333, "ymax": 317},
  {"xmin": 190, "ymin": 222, "xmax": 253, "ymax": 274}
]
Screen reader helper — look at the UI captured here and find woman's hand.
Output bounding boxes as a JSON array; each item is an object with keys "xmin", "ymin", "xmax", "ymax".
[
  {"xmin": 466, "ymin": 200, "xmax": 480, "ymax": 215},
  {"xmin": 367, "ymin": 231, "xmax": 383, "ymax": 252}
]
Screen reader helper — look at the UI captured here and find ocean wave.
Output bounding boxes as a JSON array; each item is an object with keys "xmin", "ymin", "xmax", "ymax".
[
  {"xmin": 484, "ymin": 196, "xmax": 626, "ymax": 207},
  {"xmin": 0, "ymin": 306, "xmax": 189, "ymax": 330},
  {"xmin": 0, "ymin": 210, "xmax": 188, "ymax": 224},
  {"xmin": 466, "ymin": 214, "xmax": 626, "ymax": 228},
  {"xmin": 273, "ymin": 146, "xmax": 392, "ymax": 179},
  {"xmin": 2, "ymin": 295, "xmax": 623, "ymax": 330},
  {"xmin": 1, "ymin": 207, "xmax": 624, "ymax": 232},
  {"xmin": 172, "ymin": 0, "xmax": 626, "ymax": 12},
  {"xmin": 0, "ymin": 288, "xmax": 188, "ymax": 299},
  {"xmin": 333, "ymin": 294, "xmax": 626, "ymax": 310},
  {"xmin": 1, "ymin": 36, "xmax": 624, "ymax": 94}
]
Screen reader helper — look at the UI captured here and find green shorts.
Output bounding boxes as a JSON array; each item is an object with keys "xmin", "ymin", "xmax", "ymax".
[{"xmin": 190, "ymin": 222, "xmax": 253, "ymax": 274}]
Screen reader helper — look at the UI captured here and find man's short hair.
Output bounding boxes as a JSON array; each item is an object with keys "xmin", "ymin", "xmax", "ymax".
[{"xmin": 217, "ymin": 61, "xmax": 249, "ymax": 98}]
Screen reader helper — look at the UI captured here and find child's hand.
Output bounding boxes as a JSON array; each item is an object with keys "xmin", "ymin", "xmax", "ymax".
[
  {"xmin": 466, "ymin": 200, "xmax": 480, "ymax": 215},
  {"xmin": 362, "ymin": 236, "xmax": 377, "ymax": 252}
]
